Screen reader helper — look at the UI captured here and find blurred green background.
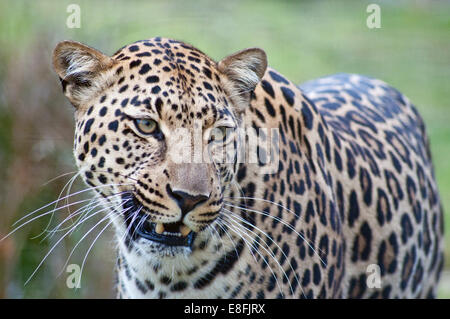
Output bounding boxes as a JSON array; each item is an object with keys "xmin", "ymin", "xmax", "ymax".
[{"xmin": 0, "ymin": 0, "xmax": 448, "ymax": 298}]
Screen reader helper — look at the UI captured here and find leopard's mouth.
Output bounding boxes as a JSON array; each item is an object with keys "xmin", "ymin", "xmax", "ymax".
[{"xmin": 122, "ymin": 195, "xmax": 196, "ymax": 248}]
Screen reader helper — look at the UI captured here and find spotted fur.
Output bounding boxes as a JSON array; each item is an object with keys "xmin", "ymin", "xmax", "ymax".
[{"xmin": 52, "ymin": 37, "xmax": 444, "ymax": 298}]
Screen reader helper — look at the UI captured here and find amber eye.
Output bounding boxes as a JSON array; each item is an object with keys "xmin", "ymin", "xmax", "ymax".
[{"xmin": 134, "ymin": 118, "xmax": 158, "ymax": 135}]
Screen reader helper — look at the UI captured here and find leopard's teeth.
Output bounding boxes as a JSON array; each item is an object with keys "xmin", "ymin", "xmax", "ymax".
[
  {"xmin": 155, "ymin": 223, "xmax": 165, "ymax": 234},
  {"xmin": 180, "ymin": 225, "xmax": 192, "ymax": 237},
  {"xmin": 162, "ymin": 231, "xmax": 182, "ymax": 237}
]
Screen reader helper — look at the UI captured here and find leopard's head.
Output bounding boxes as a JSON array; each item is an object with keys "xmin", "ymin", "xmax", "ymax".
[{"xmin": 52, "ymin": 38, "xmax": 267, "ymax": 259}]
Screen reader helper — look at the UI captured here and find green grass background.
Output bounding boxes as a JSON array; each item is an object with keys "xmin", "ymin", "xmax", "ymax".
[{"xmin": 0, "ymin": 0, "xmax": 448, "ymax": 298}]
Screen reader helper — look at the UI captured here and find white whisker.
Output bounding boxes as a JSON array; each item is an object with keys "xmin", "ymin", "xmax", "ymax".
[
  {"xmin": 23, "ymin": 198, "xmax": 128, "ymax": 286},
  {"xmin": 224, "ymin": 202, "xmax": 327, "ymax": 267},
  {"xmin": 220, "ymin": 217, "xmax": 285, "ymax": 297},
  {"xmin": 9, "ymin": 182, "xmax": 132, "ymax": 229},
  {"xmin": 78, "ymin": 207, "xmax": 130, "ymax": 284},
  {"xmin": 223, "ymin": 208, "xmax": 304, "ymax": 297}
]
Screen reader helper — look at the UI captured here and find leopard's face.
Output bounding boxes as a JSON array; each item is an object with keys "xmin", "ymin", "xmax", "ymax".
[{"xmin": 54, "ymin": 38, "xmax": 267, "ymax": 259}]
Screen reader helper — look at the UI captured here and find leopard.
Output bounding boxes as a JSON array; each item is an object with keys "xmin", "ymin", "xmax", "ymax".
[{"xmin": 51, "ymin": 36, "xmax": 444, "ymax": 298}]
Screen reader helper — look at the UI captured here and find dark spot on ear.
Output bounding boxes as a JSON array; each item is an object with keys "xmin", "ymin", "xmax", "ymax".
[{"xmin": 59, "ymin": 77, "xmax": 68, "ymax": 92}]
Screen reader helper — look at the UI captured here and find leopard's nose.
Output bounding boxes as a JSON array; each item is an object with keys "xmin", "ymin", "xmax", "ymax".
[{"xmin": 167, "ymin": 185, "xmax": 209, "ymax": 216}]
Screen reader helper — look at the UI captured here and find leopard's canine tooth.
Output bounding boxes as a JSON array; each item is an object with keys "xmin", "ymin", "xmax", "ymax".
[
  {"xmin": 155, "ymin": 223, "xmax": 165, "ymax": 234},
  {"xmin": 180, "ymin": 225, "xmax": 191, "ymax": 237}
]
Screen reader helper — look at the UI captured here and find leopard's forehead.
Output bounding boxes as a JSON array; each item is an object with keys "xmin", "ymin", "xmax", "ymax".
[{"xmin": 100, "ymin": 37, "xmax": 233, "ymax": 128}]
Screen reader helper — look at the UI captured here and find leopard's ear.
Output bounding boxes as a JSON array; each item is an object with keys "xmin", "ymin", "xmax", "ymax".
[
  {"xmin": 52, "ymin": 40, "xmax": 116, "ymax": 108},
  {"xmin": 218, "ymin": 48, "xmax": 267, "ymax": 112}
]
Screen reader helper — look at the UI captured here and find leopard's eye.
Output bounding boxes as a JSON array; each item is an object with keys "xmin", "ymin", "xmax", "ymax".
[
  {"xmin": 209, "ymin": 126, "xmax": 229, "ymax": 143},
  {"xmin": 134, "ymin": 118, "xmax": 158, "ymax": 135}
]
